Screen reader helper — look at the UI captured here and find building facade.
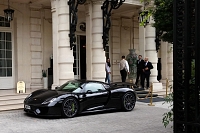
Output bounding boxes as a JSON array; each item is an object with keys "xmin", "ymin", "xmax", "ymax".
[{"xmin": 0, "ymin": 0, "xmax": 173, "ymax": 92}]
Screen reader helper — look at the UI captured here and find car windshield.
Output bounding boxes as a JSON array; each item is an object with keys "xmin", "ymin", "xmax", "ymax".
[{"xmin": 56, "ymin": 80, "xmax": 83, "ymax": 92}]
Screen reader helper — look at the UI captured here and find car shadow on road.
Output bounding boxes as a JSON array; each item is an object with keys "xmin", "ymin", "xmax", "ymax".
[{"xmin": 23, "ymin": 109, "xmax": 125, "ymax": 119}]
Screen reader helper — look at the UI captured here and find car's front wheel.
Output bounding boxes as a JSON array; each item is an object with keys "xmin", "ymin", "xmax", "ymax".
[
  {"xmin": 62, "ymin": 97, "xmax": 79, "ymax": 118},
  {"xmin": 122, "ymin": 92, "xmax": 136, "ymax": 111}
]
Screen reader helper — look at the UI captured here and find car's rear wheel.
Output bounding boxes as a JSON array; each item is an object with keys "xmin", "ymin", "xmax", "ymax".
[
  {"xmin": 122, "ymin": 92, "xmax": 136, "ymax": 111},
  {"xmin": 62, "ymin": 97, "xmax": 79, "ymax": 118}
]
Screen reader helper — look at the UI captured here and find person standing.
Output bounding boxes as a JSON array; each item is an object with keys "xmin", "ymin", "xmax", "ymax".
[
  {"xmin": 141, "ymin": 57, "xmax": 153, "ymax": 89},
  {"xmin": 119, "ymin": 56, "xmax": 129, "ymax": 82},
  {"xmin": 135, "ymin": 55, "xmax": 144, "ymax": 87},
  {"xmin": 105, "ymin": 58, "xmax": 111, "ymax": 84}
]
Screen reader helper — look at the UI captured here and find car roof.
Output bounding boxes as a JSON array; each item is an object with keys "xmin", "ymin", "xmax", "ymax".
[{"xmin": 72, "ymin": 79, "xmax": 107, "ymax": 84}]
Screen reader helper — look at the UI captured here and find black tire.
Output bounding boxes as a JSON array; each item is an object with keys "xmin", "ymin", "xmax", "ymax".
[
  {"xmin": 62, "ymin": 97, "xmax": 79, "ymax": 118},
  {"xmin": 122, "ymin": 92, "xmax": 136, "ymax": 111}
]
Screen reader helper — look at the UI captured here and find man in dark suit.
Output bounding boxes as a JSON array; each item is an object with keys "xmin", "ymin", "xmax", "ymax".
[
  {"xmin": 141, "ymin": 57, "xmax": 153, "ymax": 89},
  {"xmin": 135, "ymin": 55, "xmax": 144, "ymax": 87}
]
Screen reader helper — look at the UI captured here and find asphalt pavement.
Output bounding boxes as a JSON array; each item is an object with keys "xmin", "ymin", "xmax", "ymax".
[{"xmin": 0, "ymin": 101, "xmax": 173, "ymax": 133}]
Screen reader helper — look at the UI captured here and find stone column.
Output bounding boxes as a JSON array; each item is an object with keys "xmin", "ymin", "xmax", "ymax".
[
  {"xmin": 91, "ymin": 0, "xmax": 106, "ymax": 81},
  {"xmin": 167, "ymin": 43, "xmax": 173, "ymax": 81},
  {"xmin": 160, "ymin": 41, "xmax": 168, "ymax": 83},
  {"xmin": 29, "ymin": 6, "xmax": 43, "ymax": 89},
  {"xmin": 139, "ymin": 23, "xmax": 145, "ymax": 57},
  {"xmin": 85, "ymin": 1, "xmax": 93, "ymax": 80},
  {"xmin": 51, "ymin": 0, "xmax": 58, "ymax": 89},
  {"xmin": 111, "ymin": 17, "xmax": 121, "ymax": 82},
  {"xmin": 145, "ymin": 18, "xmax": 162, "ymax": 90},
  {"xmin": 51, "ymin": 0, "xmax": 74, "ymax": 88},
  {"xmin": 133, "ymin": 16, "xmax": 139, "ymax": 51}
]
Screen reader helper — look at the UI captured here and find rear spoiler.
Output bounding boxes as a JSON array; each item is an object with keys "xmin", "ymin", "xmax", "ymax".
[{"xmin": 110, "ymin": 82, "xmax": 134, "ymax": 88}]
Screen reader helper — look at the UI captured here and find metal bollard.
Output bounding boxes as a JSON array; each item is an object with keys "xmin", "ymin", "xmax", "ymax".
[{"xmin": 148, "ymin": 82, "xmax": 155, "ymax": 106}]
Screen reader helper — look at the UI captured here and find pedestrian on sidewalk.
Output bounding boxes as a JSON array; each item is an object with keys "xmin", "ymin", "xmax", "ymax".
[
  {"xmin": 135, "ymin": 55, "xmax": 144, "ymax": 87},
  {"xmin": 119, "ymin": 55, "xmax": 129, "ymax": 82},
  {"xmin": 141, "ymin": 57, "xmax": 153, "ymax": 89},
  {"xmin": 105, "ymin": 58, "xmax": 111, "ymax": 84}
]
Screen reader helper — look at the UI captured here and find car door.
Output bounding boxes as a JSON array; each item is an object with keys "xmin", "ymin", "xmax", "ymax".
[{"xmin": 81, "ymin": 82, "xmax": 109, "ymax": 111}]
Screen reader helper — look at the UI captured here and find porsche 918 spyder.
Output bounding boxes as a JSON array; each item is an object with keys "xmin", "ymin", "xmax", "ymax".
[{"xmin": 24, "ymin": 80, "xmax": 136, "ymax": 118}]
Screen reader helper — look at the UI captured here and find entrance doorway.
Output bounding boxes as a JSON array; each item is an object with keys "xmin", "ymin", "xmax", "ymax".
[
  {"xmin": 79, "ymin": 36, "xmax": 86, "ymax": 79},
  {"xmin": 73, "ymin": 35, "xmax": 86, "ymax": 80},
  {"xmin": 0, "ymin": 31, "xmax": 14, "ymax": 89}
]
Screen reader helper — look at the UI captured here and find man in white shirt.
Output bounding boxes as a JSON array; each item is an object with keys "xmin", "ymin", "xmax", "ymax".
[
  {"xmin": 105, "ymin": 58, "xmax": 111, "ymax": 84},
  {"xmin": 119, "ymin": 56, "xmax": 129, "ymax": 82}
]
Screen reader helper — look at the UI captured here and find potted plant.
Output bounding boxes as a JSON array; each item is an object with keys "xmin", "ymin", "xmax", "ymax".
[{"xmin": 42, "ymin": 70, "xmax": 48, "ymax": 89}]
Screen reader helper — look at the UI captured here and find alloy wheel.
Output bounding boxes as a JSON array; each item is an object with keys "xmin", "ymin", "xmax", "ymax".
[
  {"xmin": 123, "ymin": 92, "xmax": 136, "ymax": 111},
  {"xmin": 62, "ymin": 97, "xmax": 78, "ymax": 118}
]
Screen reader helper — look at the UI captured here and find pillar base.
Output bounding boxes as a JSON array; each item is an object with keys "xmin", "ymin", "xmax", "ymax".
[{"xmin": 152, "ymin": 82, "xmax": 163, "ymax": 91}]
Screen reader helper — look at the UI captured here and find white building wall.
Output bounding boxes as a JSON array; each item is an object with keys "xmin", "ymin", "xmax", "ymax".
[
  {"xmin": 111, "ymin": 17, "xmax": 121, "ymax": 82},
  {"xmin": 14, "ymin": 3, "xmax": 32, "ymax": 89},
  {"xmin": 0, "ymin": 1, "xmax": 52, "ymax": 90},
  {"xmin": 111, "ymin": 16, "xmax": 139, "ymax": 82},
  {"xmin": 30, "ymin": 7, "xmax": 43, "ymax": 89},
  {"xmin": 0, "ymin": 0, "xmax": 172, "ymax": 91},
  {"xmin": 91, "ymin": 1, "xmax": 106, "ymax": 81},
  {"xmin": 133, "ymin": 16, "xmax": 139, "ymax": 51},
  {"xmin": 85, "ymin": 1, "xmax": 93, "ymax": 80}
]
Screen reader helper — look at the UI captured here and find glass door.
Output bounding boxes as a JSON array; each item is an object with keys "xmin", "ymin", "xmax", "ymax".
[
  {"xmin": 0, "ymin": 31, "xmax": 13, "ymax": 89},
  {"xmin": 73, "ymin": 36, "xmax": 80, "ymax": 79},
  {"xmin": 73, "ymin": 36, "xmax": 86, "ymax": 79}
]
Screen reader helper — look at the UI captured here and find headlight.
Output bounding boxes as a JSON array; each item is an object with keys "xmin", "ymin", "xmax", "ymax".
[{"xmin": 42, "ymin": 98, "xmax": 57, "ymax": 104}]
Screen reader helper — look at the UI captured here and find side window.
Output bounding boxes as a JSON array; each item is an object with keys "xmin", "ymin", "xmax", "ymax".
[{"xmin": 84, "ymin": 83, "xmax": 105, "ymax": 93}]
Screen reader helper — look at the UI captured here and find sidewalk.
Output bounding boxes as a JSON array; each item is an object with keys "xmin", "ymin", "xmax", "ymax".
[
  {"xmin": 0, "ymin": 101, "xmax": 173, "ymax": 133},
  {"xmin": 137, "ymin": 96, "xmax": 173, "ymax": 110}
]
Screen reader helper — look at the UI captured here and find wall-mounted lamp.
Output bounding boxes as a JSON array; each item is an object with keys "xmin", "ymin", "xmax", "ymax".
[
  {"xmin": 4, "ymin": 0, "xmax": 15, "ymax": 22},
  {"xmin": 138, "ymin": 0, "xmax": 149, "ymax": 27}
]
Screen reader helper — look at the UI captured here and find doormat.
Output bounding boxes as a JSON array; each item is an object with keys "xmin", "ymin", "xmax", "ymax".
[{"xmin": 137, "ymin": 97, "xmax": 165, "ymax": 103}]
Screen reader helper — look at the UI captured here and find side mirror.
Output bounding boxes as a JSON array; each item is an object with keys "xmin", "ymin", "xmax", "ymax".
[
  {"xmin": 86, "ymin": 90, "xmax": 93, "ymax": 94},
  {"xmin": 55, "ymin": 86, "xmax": 60, "ymax": 89}
]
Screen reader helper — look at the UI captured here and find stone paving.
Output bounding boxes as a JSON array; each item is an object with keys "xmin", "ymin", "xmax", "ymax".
[{"xmin": 0, "ymin": 101, "xmax": 173, "ymax": 133}]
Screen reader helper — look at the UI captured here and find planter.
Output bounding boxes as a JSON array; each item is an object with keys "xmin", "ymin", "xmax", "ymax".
[
  {"xmin": 126, "ymin": 49, "xmax": 137, "ymax": 79},
  {"xmin": 43, "ymin": 77, "xmax": 48, "ymax": 89}
]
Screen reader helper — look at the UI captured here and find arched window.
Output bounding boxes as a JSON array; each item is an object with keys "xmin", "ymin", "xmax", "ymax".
[{"xmin": 0, "ymin": 16, "xmax": 10, "ymax": 27}]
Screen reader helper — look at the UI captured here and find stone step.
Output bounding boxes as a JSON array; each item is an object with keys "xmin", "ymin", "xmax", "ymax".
[
  {"xmin": 0, "ymin": 98, "xmax": 24, "ymax": 106},
  {"xmin": 0, "ymin": 93, "xmax": 28, "ymax": 111},
  {"xmin": 0, "ymin": 94, "xmax": 28, "ymax": 101},
  {"xmin": 0, "ymin": 103, "xmax": 23, "ymax": 111},
  {"xmin": 0, "ymin": 89, "xmax": 17, "ymax": 96},
  {"xmin": 137, "ymin": 94, "xmax": 158, "ymax": 99},
  {"xmin": 134, "ymin": 87, "xmax": 159, "ymax": 99},
  {"xmin": 136, "ymin": 90, "xmax": 149, "ymax": 94}
]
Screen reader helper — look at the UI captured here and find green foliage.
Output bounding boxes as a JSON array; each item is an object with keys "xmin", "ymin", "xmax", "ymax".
[
  {"xmin": 162, "ymin": 92, "xmax": 173, "ymax": 128},
  {"xmin": 153, "ymin": 0, "xmax": 173, "ymax": 43},
  {"xmin": 139, "ymin": 0, "xmax": 173, "ymax": 43},
  {"xmin": 139, "ymin": 11, "xmax": 152, "ymax": 27},
  {"xmin": 42, "ymin": 70, "xmax": 47, "ymax": 77}
]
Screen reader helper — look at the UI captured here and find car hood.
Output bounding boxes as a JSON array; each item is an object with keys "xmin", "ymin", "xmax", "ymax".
[
  {"xmin": 27, "ymin": 90, "xmax": 59, "ymax": 104},
  {"xmin": 33, "ymin": 90, "xmax": 58, "ymax": 99}
]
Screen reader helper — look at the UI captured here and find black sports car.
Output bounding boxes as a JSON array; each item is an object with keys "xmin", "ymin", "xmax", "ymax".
[{"xmin": 24, "ymin": 80, "xmax": 137, "ymax": 118}]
